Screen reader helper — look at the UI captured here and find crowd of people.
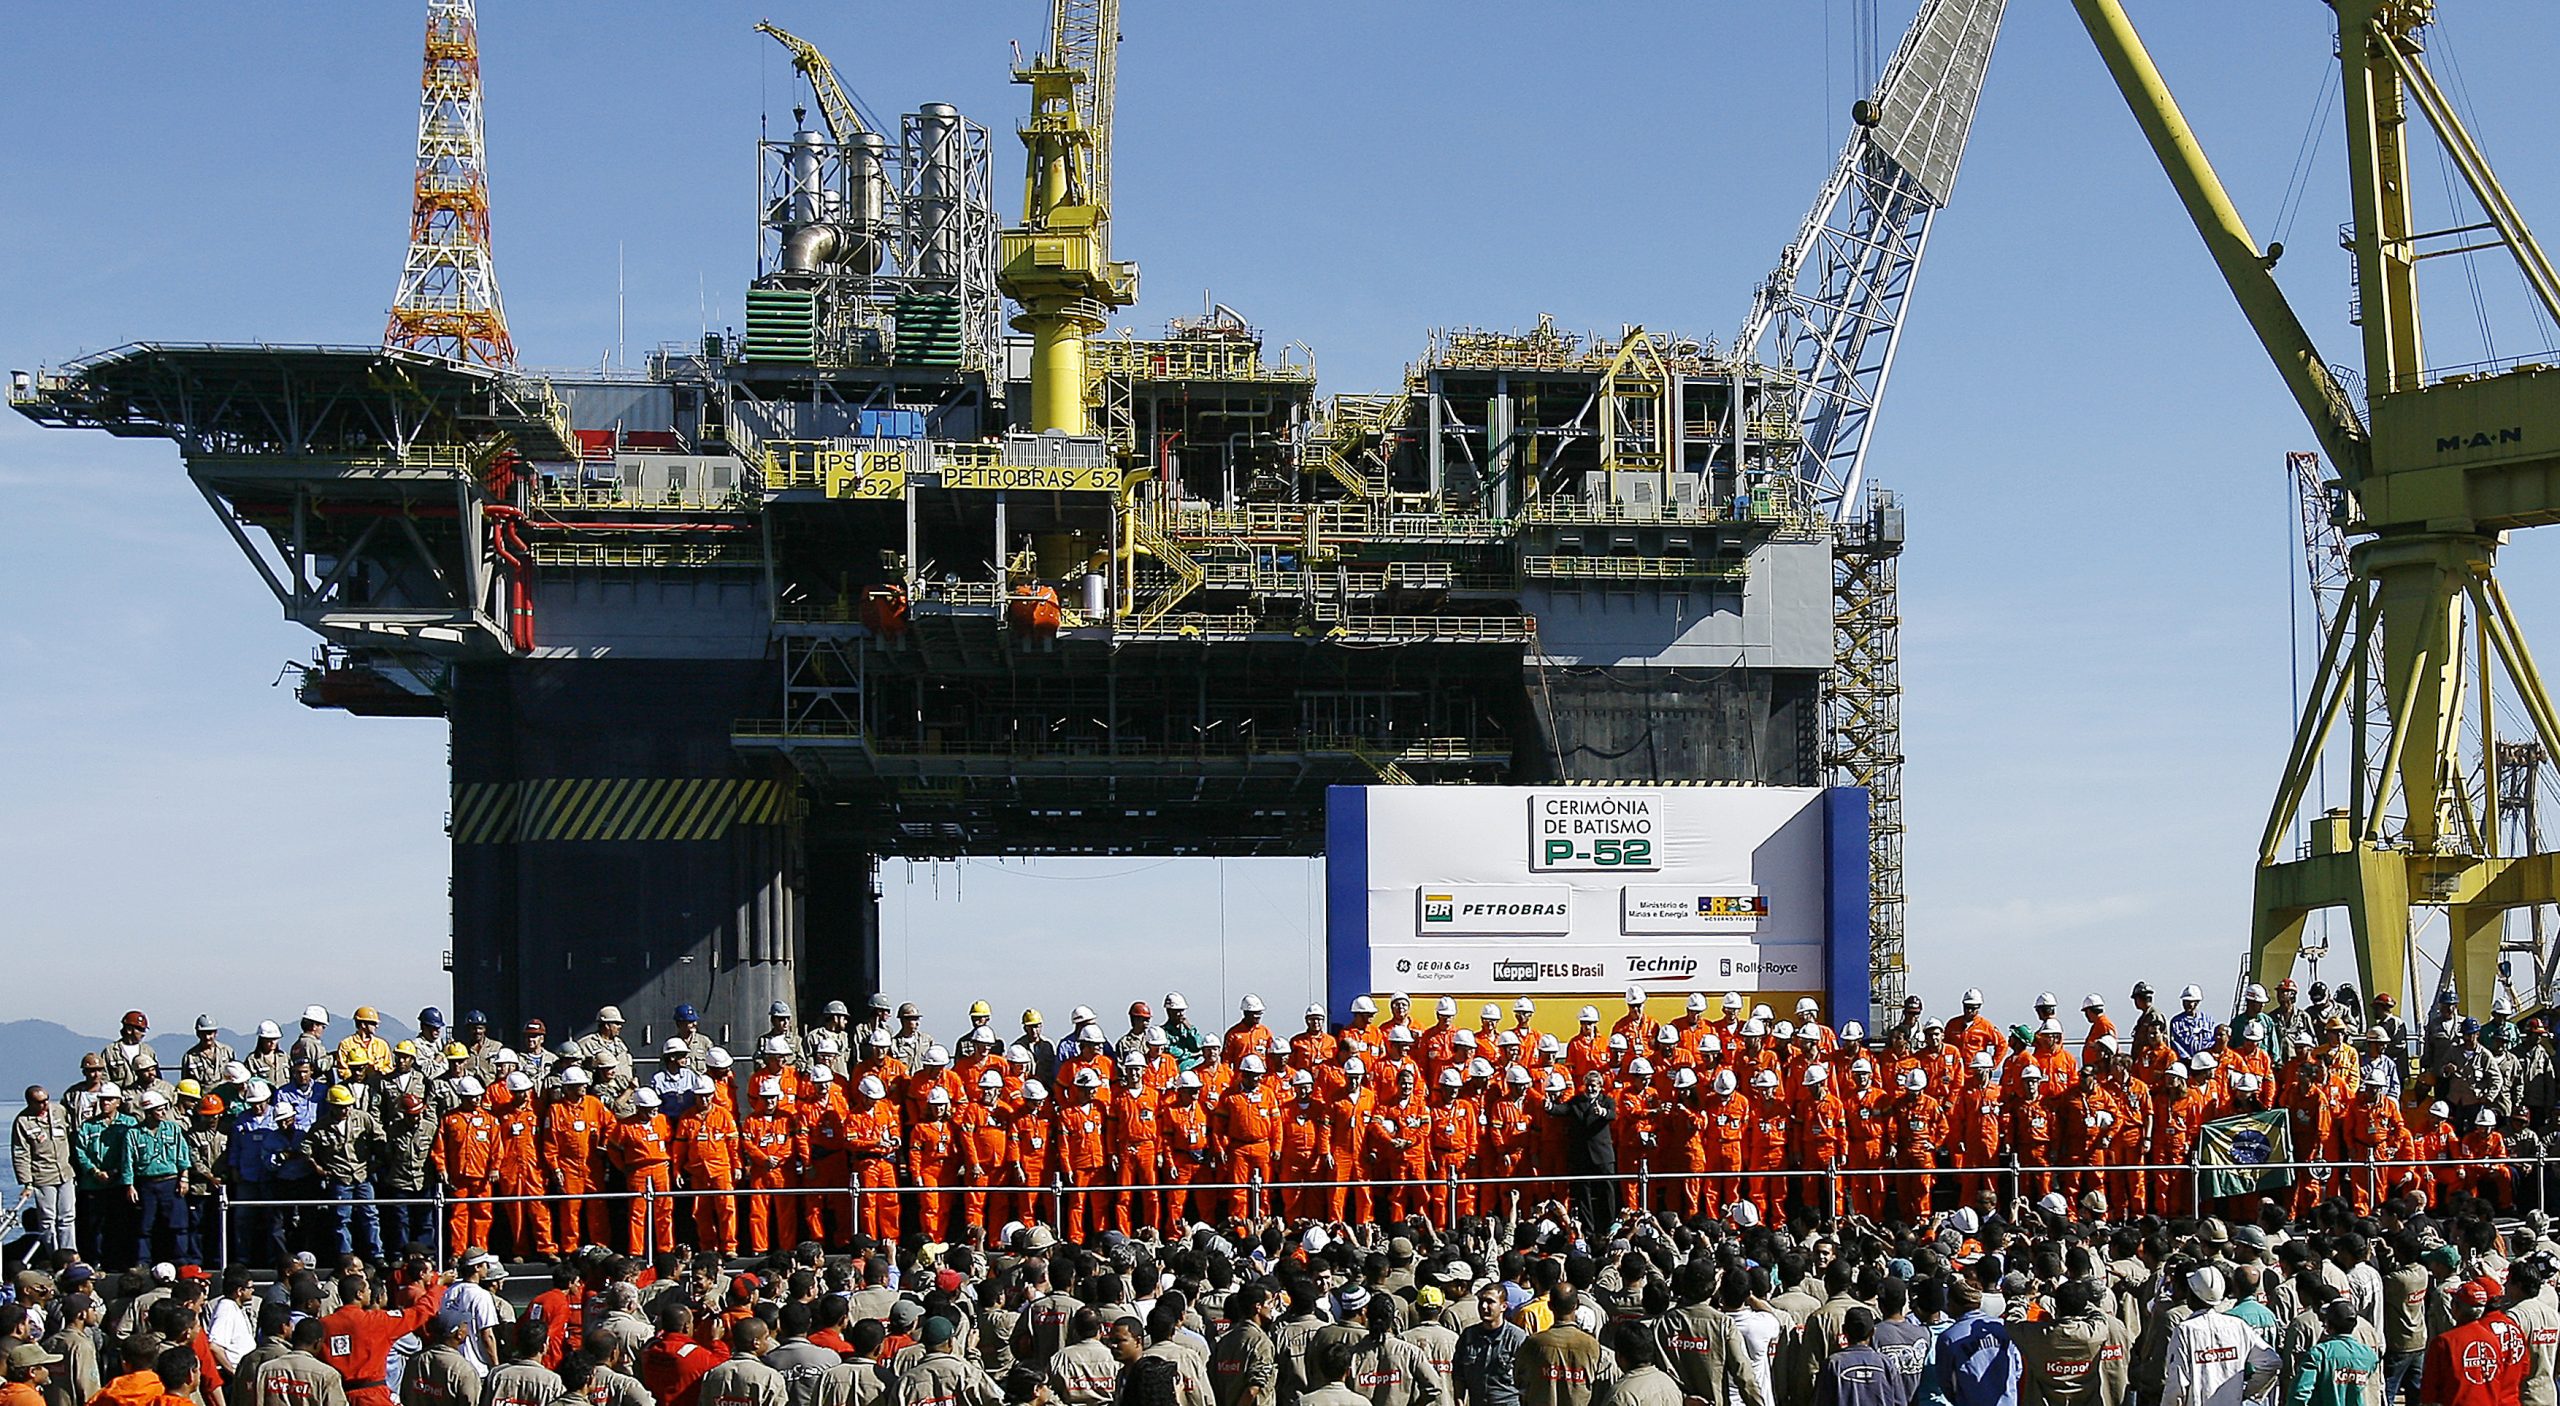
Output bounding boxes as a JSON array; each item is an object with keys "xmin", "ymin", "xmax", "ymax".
[
  {"xmin": 8, "ymin": 978, "xmax": 2557, "ymax": 1278},
  {"xmin": 0, "ymin": 978, "xmax": 2553, "ymax": 1406}
]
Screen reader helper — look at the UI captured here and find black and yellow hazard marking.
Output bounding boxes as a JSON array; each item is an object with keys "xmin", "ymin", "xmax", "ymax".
[{"xmin": 449, "ymin": 778, "xmax": 791, "ymax": 844}]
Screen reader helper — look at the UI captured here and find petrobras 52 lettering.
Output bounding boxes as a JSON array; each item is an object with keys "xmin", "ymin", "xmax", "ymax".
[{"xmin": 1326, "ymin": 784, "xmax": 1869, "ymax": 1018}]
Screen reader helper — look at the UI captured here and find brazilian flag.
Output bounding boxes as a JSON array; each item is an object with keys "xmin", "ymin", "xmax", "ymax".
[{"xmin": 2198, "ymin": 1110, "xmax": 2294, "ymax": 1199}]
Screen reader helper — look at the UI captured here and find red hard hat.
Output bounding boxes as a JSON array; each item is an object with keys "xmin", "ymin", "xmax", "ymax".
[
  {"xmin": 122, "ymin": 1010, "xmax": 149, "ymax": 1029},
  {"xmin": 1131, "ymin": 1001, "xmax": 1153, "ymax": 1019}
]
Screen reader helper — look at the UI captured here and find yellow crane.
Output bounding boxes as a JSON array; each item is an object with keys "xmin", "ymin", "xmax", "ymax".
[
  {"xmin": 999, "ymin": 0, "xmax": 1139, "ymax": 435},
  {"xmin": 2073, "ymin": 0, "xmax": 2560, "ymax": 1014},
  {"xmin": 754, "ymin": 20, "xmax": 870, "ymax": 142}
]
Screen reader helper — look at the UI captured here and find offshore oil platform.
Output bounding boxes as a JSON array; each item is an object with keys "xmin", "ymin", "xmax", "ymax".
[{"xmin": 11, "ymin": 0, "xmax": 2006, "ymax": 1040}]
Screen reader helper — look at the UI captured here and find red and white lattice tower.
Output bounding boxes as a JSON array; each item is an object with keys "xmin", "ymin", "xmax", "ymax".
[{"xmin": 385, "ymin": 0, "xmax": 514, "ymax": 365}]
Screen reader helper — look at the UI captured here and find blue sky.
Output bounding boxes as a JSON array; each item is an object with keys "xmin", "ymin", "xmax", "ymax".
[{"xmin": 6, "ymin": 2, "xmax": 2560, "ymax": 1040}]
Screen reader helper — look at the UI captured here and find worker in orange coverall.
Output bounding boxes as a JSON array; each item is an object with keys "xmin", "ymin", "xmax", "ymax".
[
  {"xmin": 906, "ymin": 1085, "xmax": 957, "ymax": 1241},
  {"xmin": 2056, "ymin": 1066, "xmax": 2120, "ymax": 1200},
  {"xmin": 2281, "ymin": 1061, "xmax": 2340, "ymax": 1216},
  {"xmin": 1276, "ymin": 1072, "xmax": 1327, "ymax": 1224},
  {"xmin": 2148, "ymin": 1063, "xmax": 2212, "ymax": 1216},
  {"xmin": 2455, "ymin": 1108, "xmax": 2512, "ymax": 1207},
  {"xmin": 1795, "ymin": 1063, "xmax": 1848, "ymax": 1221},
  {"xmin": 538, "ymin": 1066, "xmax": 606, "ymax": 1256},
  {"xmin": 608, "ymin": 1088, "xmax": 675, "ymax": 1255},
  {"xmin": 1322, "ymin": 1059, "xmax": 1374, "ymax": 1224},
  {"xmin": 1742, "ymin": 1068, "xmax": 1791, "ymax": 1216},
  {"xmin": 955, "ymin": 1069, "xmax": 1012, "ymax": 1230},
  {"xmin": 1109, "ymin": 1062, "xmax": 1166, "ymax": 1233},
  {"xmin": 739, "ymin": 1078, "xmax": 802, "ymax": 1254},
  {"xmin": 1370, "ymin": 1064, "xmax": 1430, "ymax": 1224},
  {"xmin": 1008, "ymin": 1081, "xmax": 1055, "ymax": 1228},
  {"xmin": 491, "ymin": 1072, "xmax": 547, "ymax": 1259},
  {"xmin": 1054, "ymin": 1068, "xmax": 1108, "ymax": 1239},
  {"xmin": 1158, "ymin": 1071, "xmax": 1211, "ymax": 1224},
  {"xmin": 674, "ymin": 1077, "xmax": 742, "ymax": 1255},
  {"xmin": 844, "ymin": 1074, "xmax": 903, "ymax": 1244},
  {"xmin": 1219, "ymin": 1056, "xmax": 1280, "ymax": 1220},
  {"xmin": 433, "ymin": 1076, "xmax": 500, "ymax": 1254},
  {"xmin": 1645, "ymin": 1066, "xmax": 1699, "ymax": 1216},
  {"xmin": 1424, "ymin": 1067, "xmax": 1478, "ymax": 1226},
  {"xmin": 1948, "ymin": 1054, "xmax": 2003, "ymax": 1209},
  {"xmin": 1891, "ymin": 1066, "xmax": 1946, "ymax": 1220}
]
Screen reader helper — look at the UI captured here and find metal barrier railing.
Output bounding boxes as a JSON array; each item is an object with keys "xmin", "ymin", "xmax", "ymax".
[{"xmin": 198, "ymin": 1148, "xmax": 2540, "ymax": 1266}]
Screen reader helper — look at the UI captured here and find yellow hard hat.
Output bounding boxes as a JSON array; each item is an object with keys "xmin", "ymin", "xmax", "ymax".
[
  {"xmin": 175, "ymin": 1079, "xmax": 203, "ymax": 1099},
  {"xmin": 353, "ymin": 1006, "xmax": 381, "ymax": 1023},
  {"xmin": 394, "ymin": 1040, "xmax": 418, "ymax": 1057},
  {"xmin": 327, "ymin": 1086, "xmax": 357, "ymax": 1106},
  {"xmin": 1022, "ymin": 1009, "xmax": 1043, "ymax": 1026},
  {"xmin": 970, "ymin": 1001, "xmax": 992, "ymax": 1018},
  {"xmin": 444, "ymin": 1043, "xmax": 470, "ymax": 1060}
]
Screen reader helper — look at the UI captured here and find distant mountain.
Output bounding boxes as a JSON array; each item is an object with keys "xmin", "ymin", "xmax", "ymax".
[{"xmin": 0, "ymin": 1014, "xmax": 422, "ymax": 1090}]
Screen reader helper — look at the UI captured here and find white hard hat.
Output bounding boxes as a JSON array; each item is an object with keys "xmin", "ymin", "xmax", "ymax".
[
  {"xmin": 242, "ymin": 1080, "xmax": 270, "ymax": 1102},
  {"xmin": 561, "ymin": 1067, "xmax": 592, "ymax": 1086},
  {"xmin": 1007, "ymin": 1044, "xmax": 1033, "ymax": 1065},
  {"xmin": 1497, "ymin": 1030, "xmax": 1520, "ymax": 1048},
  {"xmin": 137, "ymin": 1091, "xmax": 168, "ymax": 1111},
  {"xmin": 302, "ymin": 1005, "xmax": 329, "ymax": 1025},
  {"xmin": 1452, "ymin": 1030, "xmax": 1476, "ymax": 1049},
  {"xmin": 978, "ymin": 1069, "xmax": 1005, "ymax": 1089},
  {"xmin": 452, "ymin": 1076, "xmax": 484, "ymax": 1097},
  {"xmin": 1164, "ymin": 992, "xmax": 1188, "ymax": 1012},
  {"xmin": 1741, "ymin": 1019, "xmax": 1767, "ymax": 1037},
  {"xmin": 1699, "ymin": 1034, "xmax": 1723, "ymax": 1054},
  {"xmin": 707, "ymin": 1047, "xmax": 734, "ymax": 1069},
  {"xmin": 1291, "ymin": 1070, "xmax": 1315, "ymax": 1088},
  {"xmin": 1686, "ymin": 993, "xmax": 1708, "ymax": 1013},
  {"xmin": 1480, "ymin": 1003, "xmax": 1502, "ymax": 1022},
  {"xmin": 1851, "ymin": 1058, "xmax": 1874, "ymax": 1074},
  {"xmin": 1654, "ymin": 1025, "xmax": 1678, "ymax": 1045},
  {"xmin": 2037, "ymin": 1018, "xmax": 2065, "ymax": 1035},
  {"xmin": 1752, "ymin": 1004, "xmax": 1772, "ymax": 1021},
  {"xmin": 1625, "ymin": 987, "xmax": 1645, "ymax": 1005},
  {"xmin": 492, "ymin": 1048, "xmax": 521, "ymax": 1066},
  {"xmin": 663, "ymin": 1038, "xmax": 690, "ymax": 1055},
  {"xmin": 1971, "ymin": 1051, "xmax": 1996, "ymax": 1070},
  {"xmin": 922, "ymin": 1045, "xmax": 950, "ymax": 1067},
  {"xmin": 1305, "ymin": 1003, "xmax": 1326, "ymax": 1019},
  {"xmin": 2082, "ymin": 993, "xmax": 2105, "ymax": 1010},
  {"xmin": 866, "ymin": 1029, "xmax": 892, "ymax": 1046},
  {"xmin": 807, "ymin": 1065, "xmax": 834, "ymax": 1083},
  {"xmin": 255, "ymin": 1021, "xmax": 282, "ymax": 1041},
  {"xmin": 1390, "ymin": 991, "xmax": 1411, "ymax": 1005},
  {"xmin": 1145, "ymin": 1028, "xmax": 1168, "ymax": 1047},
  {"xmin": 1773, "ymin": 1021, "xmax": 1795, "ymax": 1041},
  {"xmin": 1795, "ymin": 998, "xmax": 1819, "ymax": 1016},
  {"xmin": 1902, "ymin": 1069, "xmax": 1928, "ymax": 1091},
  {"xmin": 2097, "ymin": 1034, "xmax": 2121, "ymax": 1054},
  {"xmin": 1175, "ymin": 1071, "xmax": 1202, "ymax": 1090},
  {"xmin": 811, "ymin": 1034, "xmax": 839, "ymax": 1055},
  {"xmin": 1070, "ymin": 1006, "xmax": 1096, "ymax": 1024},
  {"xmin": 2243, "ymin": 983, "xmax": 2269, "ymax": 1002},
  {"xmin": 1350, "ymin": 996, "xmax": 1378, "ymax": 1015},
  {"xmin": 858, "ymin": 1075, "xmax": 888, "ymax": 1099},
  {"xmin": 1750, "ymin": 1069, "xmax": 1779, "ymax": 1090},
  {"xmin": 1433, "ymin": 996, "xmax": 1457, "ymax": 1017},
  {"xmin": 1607, "ymin": 1033, "xmax": 1628, "ymax": 1052},
  {"xmin": 1537, "ymin": 1033, "xmax": 1562, "ymax": 1055},
  {"xmin": 1242, "ymin": 995, "xmax": 1266, "ymax": 1014},
  {"xmin": 1962, "ymin": 989, "xmax": 1984, "ymax": 1006},
  {"xmin": 2180, "ymin": 984, "xmax": 2203, "ymax": 1001},
  {"xmin": 1238, "ymin": 1054, "xmax": 1266, "ymax": 1074},
  {"xmin": 632, "ymin": 1088, "xmax": 660, "ymax": 1108},
  {"xmin": 2190, "ymin": 1050, "xmax": 2219, "ymax": 1070},
  {"xmin": 1515, "ymin": 997, "xmax": 1537, "ymax": 1014},
  {"xmin": 1438, "ymin": 1067, "xmax": 1463, "ymax": 1088},
  {"xmin": 1805, "ymin": 1063, "xmax": 1829, "ymax": 1086},
  {"xmin": 1578, "ymin": 1006, "xmax": 1601, "ymax": 1023},
  {"xmin": 759, "ymin": 1037, "xmax": 791, "ymax": 1056},
  {"xmin": 1671, "ymin": 1066, "xmax": 1699, "ymax": 1088},
  {"xmin": 1712, "ymin": 1070, "xmax": 1737, "ymax": 1095},
  {"xmin": 1342, "ymin": 1057, "xmax": 1367, "ymax": 1077},
  {"xmin": 1544, "ymin": 1070, "xmax": 1571, "ymax": 1093},
  {"xmin": 1841, "ymin": 1021, "xmax": 1865, "ymax": 1041},
  {"xmin": 1389, "ymin": 1027, "xmax": 1415, "ymax": 1045},
  {"xmin": 2034, "ymin": 992, "xmax": 2058, "ymax": 1009},
  {"xmin": 756, "ymin": 1078, "xmax": 783, "ymax": 1098},
  {"xmin": 504, "ymin": 1072, "xmax": 532, "ymax": 1092},
  {"xmin": 1627, "ymin": 1058, "xmax": 1653, "ymax": 1077},
  {"xmin": 1507, "ymin": 1064, "xmax": 1534, "ymax": 1086},
  {"xmin": 1023, "ymin": 1080, "xmax": 1049, "ymax": 1101},
  {"xmin": 925, "ymin": 1087, "xmax": 951, "ymax": 1106},
  {"xmin": 2020, "ymin": 1064, "xmax": 2046, "ymax": 1082},
  {"xmin": 1078, "ymin": 1023, "xmax": 1103, "ymax": 1041},
  {"xmin": 1722, "ymin": 992, "xmax": 1744, "ymax": 1012}
]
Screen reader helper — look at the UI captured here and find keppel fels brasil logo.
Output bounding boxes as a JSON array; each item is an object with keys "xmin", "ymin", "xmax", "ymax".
[{"xmin": 1493, "ymin": 960, "xmax": 1540, "ymax": 983}]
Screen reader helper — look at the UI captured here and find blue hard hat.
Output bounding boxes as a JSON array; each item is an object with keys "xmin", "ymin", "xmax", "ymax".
[
  {"xmin": 419, "ymin": 1007, "xmax": 444, "ymax": 1026},
  {"xmin": 674, "ymin": 1004, "xmax": 700, "ymax": 1023},
  {"xmin": 462, "ymin": 1009, "xmax": 487, "ymax": 1025},
  {"xmin": 770, "ymin": 1001, "xmax": 792, "ymax": 1018},
  {"xmin": 2463, "ymin": 1016, "xmax": 2483, "ymax": 1034}
]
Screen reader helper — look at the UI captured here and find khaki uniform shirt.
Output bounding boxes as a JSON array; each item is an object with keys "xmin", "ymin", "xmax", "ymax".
[{"xmin": 251, "ymin": 1350, "xmax": 352, "ymax": 1406}]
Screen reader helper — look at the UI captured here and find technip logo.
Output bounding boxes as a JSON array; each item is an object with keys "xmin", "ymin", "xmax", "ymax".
[
  {"xmin": 1626, "ymin": 954, "xmax": 1699, "ymax": 977},
  {"xmin": 1422, "ymin": 894, "xmax": 1455, "ymax": 924},
  {"xmin": 1493, "ymin": 960, "xmax": 1542, "ymax": 983}
]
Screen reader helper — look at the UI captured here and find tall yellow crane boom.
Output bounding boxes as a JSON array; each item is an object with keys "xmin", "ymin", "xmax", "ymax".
[
  {"xmin": 755, "ymin": 20, "xmax": 869, "ymax": 142},
  {"xmin": 999, "ymin": 0, "xmax": 1138, "ymax": 434},
  {"xmin": 2072, "ymin": 0, "xmax": 2560, "ymax": 1015}
]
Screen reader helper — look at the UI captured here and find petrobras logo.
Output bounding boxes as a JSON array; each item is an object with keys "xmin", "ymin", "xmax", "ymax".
[{"xmin": 1411, "ymin": 885, "xmax": 1572, "ymax": 936}]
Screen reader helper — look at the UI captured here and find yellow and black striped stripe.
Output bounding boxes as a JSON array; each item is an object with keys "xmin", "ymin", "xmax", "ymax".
[{"xmin": 449, "ymin": 778, "xmax": 791, "ymax": 844}]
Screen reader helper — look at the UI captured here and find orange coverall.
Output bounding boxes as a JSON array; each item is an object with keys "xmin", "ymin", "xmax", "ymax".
[
  {"xmin": 954, "ymin": 1095, "xmax": 1010, "ymax": 1228},
  {"xmin": 844, "ymin": 1095, "xmax": 903, "ymax": 1244},
  {"xmin": 1218, "ymin": 1080, "xmax": 1278, "ymax": 1221},
  {"xmin": 906, "ymin": 1108, "xmax": 956, "ymax": 1241},
  {"xmin": 607, "ymin": 1113, "xmax": 675, "ymax": 1254},
  {"xmin": 1276, "ymin": 1093, "xmax": 1327, "ymax": 1224},
  {"xmin": 493, "ymin": 1097, "xmax": 546, "ymax": 1258},
  {"xmin": 1892, "ymin": 1090, "xmax": 1945, "ymax": 1219},
  {"xmin": 1370, "ymin": 1087, "xmax": 1430, "ymax": 1223},
  {"xmin": 674, "ymin": 1100, "xmax": 742, "ymax": 1254},
  {"xmin": 738, "ymin": 1100, "xmax": 802, "ymax": 1253},
  {"xmin": 1054, "ymin": 1092, "xmax": 1107, "ymax": 1239},
  {"xmin": 1321, "ymin": 1082, "xmax": 1373, "ymax": 1223},
  {"xmin": 539, "ymin": 1093, "xmax": 606, "ymax": 1256},
  {"xmin": 433, "ymin": 1107, "xmax": 501, "ymax": 1254},
  {"xmin": 1109, "ymin": 1085, "xmax": 1166, "ymax": 1232},
  {"xmin": 1425, "ymin": 1092, "xmax": 1478, "ymax": 1224}
]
